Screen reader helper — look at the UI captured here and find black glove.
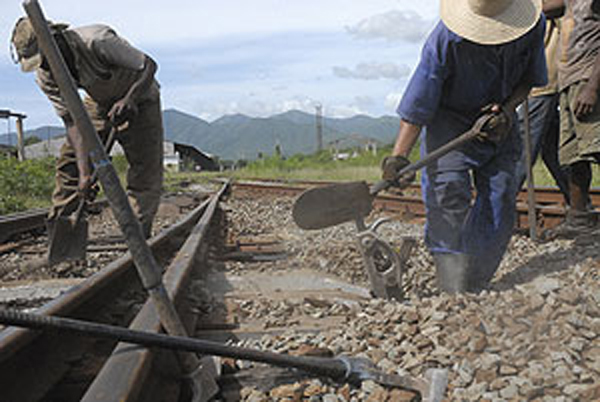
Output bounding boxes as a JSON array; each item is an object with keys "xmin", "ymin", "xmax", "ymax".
[
  {"xmin": 477, "ymin": 104, "xmax": 513, "ymax": 144},
  {"xmin": 381, "ymin": 155, "xmax": 415, "ymax": 188}
]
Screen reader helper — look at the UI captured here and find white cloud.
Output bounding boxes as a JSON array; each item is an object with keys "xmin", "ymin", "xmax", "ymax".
[
  {"xmin": 1, "ymin": 2, "xmax": 434, "ymax": 128},
  {"xmin": 327, "ymin": 104, "xmax": 368, "ymax": 118},
  {"xmin": 194, "ymin": 96, "xmax": 321, "ymax": 121},
  {"xmin": 384, "ymin": 91, "xmax": 403, "ymax": 112},
  {"xmin": 333, "ymin": 62, "xmax": 411, "ymax": 80},
  {"xmin": 346, "ymin": 10, "xmax": 434, "ymax": 42}
]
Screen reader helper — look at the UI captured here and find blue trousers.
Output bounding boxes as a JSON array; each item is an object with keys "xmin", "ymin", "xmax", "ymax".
[
  {"xmin": 422, "ymin": 111, "xmax": 521, "ymax": 284},
  {"xmin": 514, "ymin": 94, "xmax": 569, "ymax": 202}
]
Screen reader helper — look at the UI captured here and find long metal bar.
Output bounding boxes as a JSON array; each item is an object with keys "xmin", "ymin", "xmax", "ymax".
[
  {"xmin": 22, "ymin": 2, "xmax": 213, "ymax": 399},
  {"xmin": 0, "ymin": 308, "xmax": 351, "ymax": 379},
  {"xmin": 82, "ymin": 184, "xmax": 228, "ymax": 402},
  {"xmin": 523, "ymin": 100, "xmax": 538, "ymax": 240},
  {"xmin": 0, "ymin": 307, "xmax": 449, "ymax": 402}
]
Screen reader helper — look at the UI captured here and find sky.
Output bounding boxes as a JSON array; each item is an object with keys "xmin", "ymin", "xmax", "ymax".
[{"xmin": 0, "ymin": 0, "xmax": 439, "ymax": 130}]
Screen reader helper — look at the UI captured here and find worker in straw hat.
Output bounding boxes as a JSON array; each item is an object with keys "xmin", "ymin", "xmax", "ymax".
[
  {"xmin": 10, "ymin": 17, "xmax": 163, "ymax": 238},
  {"xmin": 381, "ymin": 0, "xmax": 548, "ymax": 293}
]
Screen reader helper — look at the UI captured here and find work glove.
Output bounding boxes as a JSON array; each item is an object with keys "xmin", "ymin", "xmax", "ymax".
[
  {"xmin": 477, "ymin": 103, "xmax": 513, "ymax": 144},
  {"xmin": 381, "ymin": 155, "xmax": 415, "ymax": 188}
]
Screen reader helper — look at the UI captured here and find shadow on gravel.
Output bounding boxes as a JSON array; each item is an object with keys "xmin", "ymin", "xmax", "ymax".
[{"xmin": 491, "ymin": 232, "xmax": 600, "ymax": 292}]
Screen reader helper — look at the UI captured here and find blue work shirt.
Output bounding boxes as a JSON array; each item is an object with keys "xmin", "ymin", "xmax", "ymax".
[{"xmin": 398, "ymin": 17, "xmax": 548, "ymax": 128}]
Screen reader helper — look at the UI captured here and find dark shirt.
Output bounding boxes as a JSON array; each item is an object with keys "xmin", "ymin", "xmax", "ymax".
[
  {"xmin": 398, "ymin": 17, "xmax": 548, "ymax": 128},
  {"xmin": 558, "ymin": 0, "xmax": 600, "ymax": 90}
]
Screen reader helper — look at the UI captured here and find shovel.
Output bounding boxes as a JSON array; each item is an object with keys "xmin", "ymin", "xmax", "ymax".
[
  {"xmin": 47, "ymin": 126, "xmax": 119, "ymax": 265},
  {"xmin": 47, "ymin": 197, "xmax": 89, "ymax": 265},
  {"xmin": 293, "ymin": 113, "xmax": 493, "ymax": 230},
  {"xmin": 0, "ymin": 308, "xmax": 448, "ymax": 402}
]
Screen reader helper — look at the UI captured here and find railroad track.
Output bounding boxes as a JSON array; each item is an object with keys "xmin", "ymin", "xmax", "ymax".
[
  {"xmin": 0, "ymin": 181, "xmax": 394, "ymax": 402},
  {"xmin": 0, "ymin": 180, "xmax": 599, "ymax": 401},
  {"xmin": 229, "ymin": 179, "xmax": 600, "ymax": 231},
  {"xmin": 2, "ymin": 179, "xmax": 596, "ymax": 245},
  {"xmin": 0, "ymin": 183, "xmax": 229, "ymax": 402}
]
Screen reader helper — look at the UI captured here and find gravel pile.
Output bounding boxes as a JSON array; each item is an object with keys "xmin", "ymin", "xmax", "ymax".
[{"xmin": 217, "ymin": 194, "xmax": 600, "ymax": 401}]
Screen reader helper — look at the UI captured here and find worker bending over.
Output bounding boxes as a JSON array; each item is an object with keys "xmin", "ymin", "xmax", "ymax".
[{"xmin": 11, "ymin": 17, "xmax": 163, "ymax": 238}]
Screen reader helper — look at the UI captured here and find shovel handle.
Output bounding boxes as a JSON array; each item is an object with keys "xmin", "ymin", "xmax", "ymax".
[{"xmin": 371, "ymin": 114, "xmax": 491, "ymax": 196}]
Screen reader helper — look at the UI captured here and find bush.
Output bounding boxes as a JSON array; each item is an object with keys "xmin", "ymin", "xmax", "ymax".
[{"xmin": 0, "ymin": 156, "xmax": 55, "ymax": 214}]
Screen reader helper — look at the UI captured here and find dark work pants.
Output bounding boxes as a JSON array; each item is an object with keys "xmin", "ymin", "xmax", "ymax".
[
  {"xmin": 422, "ymin": 111, "xmax": 521, "ymax": 286},
  {"xmin": 514, "ymin": 94, "xmax": 569, "ymax": 203},
  {"xmin": 50, "ymin": 98, "xmax": 164, "ymax": 238}
]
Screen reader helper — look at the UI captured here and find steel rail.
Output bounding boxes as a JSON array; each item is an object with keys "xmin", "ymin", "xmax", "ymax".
[
  {"xmin": 0, "ymin": 191, "xmax": 216, "ymax": 401},
  {"xmin": 2, "ymin": 182, "xmax": 596, "ymax": 246},
  {"xmin": 81, "ymin": 183, "xmax": 228, "ymax": 402},
  {"xmin": 0, "ymin": 200, "xmax": 108, "ymax": 244},
  {"xmin": 234, "ymin": 178, "xmax": 600, "ymax": 206},
  {"xmin": 231, "ymin": 180, "xmax": 600, "ymax": 231}
]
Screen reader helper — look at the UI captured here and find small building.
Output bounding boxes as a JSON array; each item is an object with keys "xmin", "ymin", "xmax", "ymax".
[
  {"xmin": 24, "ymin": 136, "xmax": 65, "ymax": 159},
  {"xmin": 174, "ymin": 143, "xmax": 218, "ymax": 172},
  {"xmin": 25, "ymin": 138, "xmax": 218, "ymax": 172},
  {"xmin": 163, "ymin": 154, "xmax": 180, "ymax": 172}
]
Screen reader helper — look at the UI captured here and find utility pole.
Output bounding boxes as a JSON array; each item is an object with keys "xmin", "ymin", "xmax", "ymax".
[
  {"xmin": 315, "ymin": 103, "xmax": 323, "ymax": 153},
  {"xmin": 0, "ymin": 109, "xmax": 27, "ymax": 161}
]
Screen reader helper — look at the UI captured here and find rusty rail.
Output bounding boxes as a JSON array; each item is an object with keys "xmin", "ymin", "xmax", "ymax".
[
  {"xmin": 81, "ymin": 184, "xmax": 228, "ymax": 402},
  {"xmin": 231, "ymin": 180, "xmax": 600, "ymax": 231},
  {"xmin": 0, "ymin": 183, "xmax": 228, "ymax": 401}
]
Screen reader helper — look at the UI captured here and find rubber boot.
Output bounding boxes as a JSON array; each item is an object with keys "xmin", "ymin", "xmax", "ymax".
[
  {"xmin": 541, "ymin": 209, "xmax": 598, "ymax": 241},
  {"xmin": 433, "ymin": 253, "xmax": 471, "ymax": 294}
]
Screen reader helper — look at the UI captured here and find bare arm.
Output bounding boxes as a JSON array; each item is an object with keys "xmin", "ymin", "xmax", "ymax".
[
  {"xmin": 543, "ymin": 0, "xmax": 565, "ymax": 17},
  {"xmin": 392, "ymin": 119, "xmax": 422, "ymax": 157},
  {"xmin": 574, "ymin": 53, "xmax": 600, "ymax": 117},
  {"xmin": 64, "ymin": 121, "xmax": 92, "ymax": 194}
]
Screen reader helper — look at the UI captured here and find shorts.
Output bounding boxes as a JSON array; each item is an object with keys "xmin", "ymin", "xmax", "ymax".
[{"xmin": 559, "ymin": 80, "xmax": 600, "ymax": 165}]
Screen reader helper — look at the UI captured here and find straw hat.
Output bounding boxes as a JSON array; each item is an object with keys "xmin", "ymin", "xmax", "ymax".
[
  {"xmin": 440, "ymin": 0, "xmax": 542, "ymax": 45},
  {"xmin": 10, "ymin": 17, "xmax": 69, "ymax": 72}
]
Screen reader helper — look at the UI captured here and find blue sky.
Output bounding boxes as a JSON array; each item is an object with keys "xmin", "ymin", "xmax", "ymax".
[{"xmin": 0, "ymin": 0, "xmax": 438, "ymax": 130}]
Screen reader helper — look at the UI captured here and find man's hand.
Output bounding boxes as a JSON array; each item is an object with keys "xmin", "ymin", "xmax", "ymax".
[
  {"xmin": 108, "ymin": 96, "xmax": 138, "ymax": 126},
  {"xmin": 477, "ymin": 103, "xmax": 513, "ymax": 143},
  {"xmin": 381, "ymin": 155, "xmax": 415, "ymax": 188},
  {"xmin": 574, "ymin": 82, "xmax": 598, "ymax": 118}
]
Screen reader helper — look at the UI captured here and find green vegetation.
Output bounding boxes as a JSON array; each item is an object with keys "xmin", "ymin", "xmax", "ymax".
[
  {"xmin": 0, "ymin": 155, "xmax": 55, "ymax": 214},
  {"xmin": 236, "ymin": 145, "xmax": 407, "ymax": 182},
  {"xmin": 203, "ymin": 146, "xmax": 600, "ymax": 189},
  {"xmin": 0, "ymin": 154, "xmax": 131, "ymax": 215},
  {"xmin": 2, "ymin": 145, "xmax": 600, "ymax": 216}
]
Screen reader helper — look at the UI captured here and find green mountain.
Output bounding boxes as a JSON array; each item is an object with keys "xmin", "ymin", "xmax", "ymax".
[
  {"xmin": 163, "ymin": 109, "xmax": 400, "ymax": 160},
  {"xmin": 4, "ymin": 109, "xmax": 400, "ymax": 161}
]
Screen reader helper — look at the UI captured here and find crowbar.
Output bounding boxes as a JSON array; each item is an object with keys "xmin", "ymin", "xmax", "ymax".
[{"xmin": 0, "ymin": 308, "xmax": 449, "ymax": 402}]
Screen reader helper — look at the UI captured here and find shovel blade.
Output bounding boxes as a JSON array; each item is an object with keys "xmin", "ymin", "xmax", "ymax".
[
  {"xmin": 47, "ymin": 217, "xmax": 88, "ymax": 265},
  {"xmin": 292, "ymin": 182, "xmax": 374, "ymax": 230}
]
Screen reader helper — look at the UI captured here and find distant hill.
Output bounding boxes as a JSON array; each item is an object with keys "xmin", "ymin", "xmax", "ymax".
[
  {"xmin": 3, "ymin": 109, "xmax": 400, "ymax": 161},
  {"xmin": 163, "ymin": 109, "xmax": 400, "ymax": 160},
  {"xmin": 0, "ymin": 125, "xmax": 63, "ymax": 146}
]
